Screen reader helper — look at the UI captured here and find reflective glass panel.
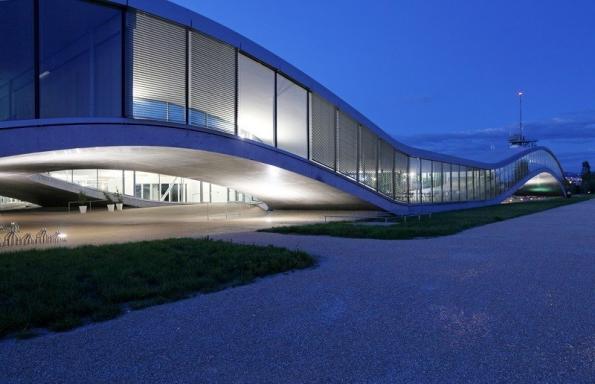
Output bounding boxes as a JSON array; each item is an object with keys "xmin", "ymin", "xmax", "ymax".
[
  {"xmin": 276, "ymin": 74, "xmax": 307, "ymax": 158},
  {"xmin": 421, "ymin": 159, "xmax": 432, "ymax": 203},
  {"xmin": 395, "ymin": 151, "xmax": 408, "ymax": 202},
  {"xmin": 409, "ymin": 157, "xmax": 421, "ymax": 204},
  {"xmin": 238, "ymin": 54, "xmax": 274, "ymax": 145},
  {"xmin": 432, "ymin": 161, "xmax": 442, "ymax": 203},
  {"xmin": 0, "ymin": 0, "xmax": 35, "ymax": 121},
  {"xmin": 40, "ymin": 0, "xmax": 122, "ymax": 118}
]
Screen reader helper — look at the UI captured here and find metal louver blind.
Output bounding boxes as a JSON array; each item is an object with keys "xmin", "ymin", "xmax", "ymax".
[
  {"xmin": 127, "ymin": 11, "xmax": 186, "ymax": 123},
  {"xmin": 359, "ymin": 126, "xmax": 378, "ymax": 189},
  {"xmin": 189, "ymin": 31, "xmax": 236, "ymax": 134},
  {"xmin": 310, "ymin": 93, "xmax": 336, "ymax": 169},
  {"xmin": 378, "ymin": 140, "xmax": 394, "ymax": 197},
  {"xmin": 336, "ymin": 111, "xmax": 358, "ymax": 179}
]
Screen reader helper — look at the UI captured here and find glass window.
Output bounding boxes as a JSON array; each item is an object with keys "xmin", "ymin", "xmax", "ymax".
[
  {"xmin": 40, "ymin": 0, "xmax": 122, "ymax": 118},
  {"xmin": 421, "ymin": 159, "xmax": 432, "ymax": 203},
  {"xmin": 443, "ymin": 163, "xmax": 451, "ymax": 202},
  {"xmin": 337, "ymin": 111, "xmax": 358, "ymax": 179},
  {"xmin": 310, "ymin": 93, "xmax": 336, "ymax": 169},
  {"xmin": 475, "ymin": 169, "xmax": 486, "ymax": 200},
  {"xmin": 276, "ymin": 74, "xmax": 307, "ymax": 158},
  {"xmin": 0, "ymin": 0, "xmax": 35, "ymax": 121},
  {"xmin": 451, "ymin": 164, "xmax": 459, "ymax": 201},
  {"xmin": 201, "ymin": 182, "xmax": 210, "ymax": 203},
  {"xmin": 359, "ymin": 127, "xmax": 378, "ymax": 189},
  {"xmin": 459, "ymin": 165, "xmax": 467, "ymax": 201},
  {"xmin": 189, "ymin": 31, "xmax": 236, "ymax": 134},
  {"xmin": 432, "ymin": 161, "xmax": 442, "ymax": 203},
  {"xmin": 409, "ymin": 157, "xmax": 421, "ymax": 204},
  {"xmin": 395, "ymin": 151, "xmax": 408, "ymax": 202},
  {"xmin": 185, "ymin": 179, "xmax": 201, "ymax": 203},
  {"xmin": 238, "ymin": 54, "xmax": 274, "ymax": 145},
  {"xmin": 73, "ymin": 169, "xmax": 98, "ymax": 189},
  {"xmin": 135, "ymin": 171, "xmax": 159, "ymax": 200},
  {"xmin": 98, "ymin": 169, "xmax": 123, "ymax": 193},
  {"xmin": 467, "ymin": 167, "xmax": 474, "ymax": 200},
  {"xmin": 211, "ymin": 184, "xmax": 228, "ymax": 203},
  {"xmin": 124, "ymin": 170, "xmax": 134, "ymax": 196},
  {"xmin": 128, "ymin": 12, "xmax": 186, "ymax": 123},
  {"xmin": 473, "ymin": 169, "xmax": 481, "ymax": 200},
  {"xmin": 378, "ymin": 141, "xmax": 394, "ymax": 198}
]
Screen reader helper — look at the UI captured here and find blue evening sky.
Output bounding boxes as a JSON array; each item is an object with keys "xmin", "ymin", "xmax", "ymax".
[{"xmin": 171, "ymin": 0, "xmax": 595, "ymax": 172}]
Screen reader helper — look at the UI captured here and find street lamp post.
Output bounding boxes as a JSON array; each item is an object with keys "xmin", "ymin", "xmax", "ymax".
[{"xmin": 518, "ymin": 91, "xmax": 524, "ymax": 139}]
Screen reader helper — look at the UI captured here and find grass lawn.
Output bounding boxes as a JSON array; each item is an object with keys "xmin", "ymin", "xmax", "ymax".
[
  {"xmin": 261, "ymin": 196, "xmax": 593, "ymax": 240},
  {"xmin": 0, "ymin": 238, "xmax": 313, "ymax": 339}
]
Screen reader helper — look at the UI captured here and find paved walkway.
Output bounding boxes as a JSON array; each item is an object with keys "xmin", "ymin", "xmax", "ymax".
[
  {"xmin": 0, "ymin": 205, "xmax": 380, "ymax": 250},
  {"xmin": 1, "ymin": 200, "xmax": 594, "ymax": 383}
]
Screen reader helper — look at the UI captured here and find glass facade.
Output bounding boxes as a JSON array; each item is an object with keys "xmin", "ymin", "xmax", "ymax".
[
  {"xmin": 409, "ymin": 157, "xmax": 421, "ymax": 204},
  {"xmin": 337, "ymin": 111, "xmax": 358, "ymax": 179},
  {"xmin": 443, "ymin": 163, "xmax": 451, "ymax": 202},
  {"xmin": 128, "ymin": 12, "xmax": 186, "ymax": 123},
  {"xmin": 359, "ymin": 127, "xmax": 378, "ymax": 190},
  {"xmin": 378, "ymin": 141, "xmax": 394, "ymax": 198},
  {"xmin": 48, "ymin": 169, "xmax": 255, "ymax": 204},
  {"xmin": 431, "ymin": 161, "xmax": 442, "ymax": 203},
  {"xmin": 189, "ymin": 31, "xmax": 236, "ymax": 134},
  {"xmin": 395, "ymin": 152, "xmax": 408, "ymax": 202},
  {"xmin": 276, "ymin": 74, "xmax": 308, "ymax": 158},
  {"xmin": 0, "ymin": 0, "xmax": 35, "ymax": 121},
  {"xmin": 0, "ymin": 1, "xmax": 566, "ymax": 209},
  {"xmin": 238, "ymin": 54, "xmax": 274, "ymax": 145},
  {"xmin": 421, "ymin": 159, "xmax": 432, "ymax": 204},
  {"xmin": 40, "ymin": 0, "xmax": 122, "ymax": 118}
]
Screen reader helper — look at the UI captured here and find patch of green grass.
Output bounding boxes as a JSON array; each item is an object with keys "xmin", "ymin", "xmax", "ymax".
[
  {"xmin": 0, "ymin": 238, "xmax": 313, "ymax": 338},
  {"xmin": 262, "ymin": 196, "xmax": 593, "ymax": 240}
]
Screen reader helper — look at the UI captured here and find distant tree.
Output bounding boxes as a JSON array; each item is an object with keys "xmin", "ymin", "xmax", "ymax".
[
  {"xmin": 580, "ymin": 161, "xmax": 593, "ymax": 194},
  {"xmin": 581, "ymin": 161, "xmax": 591, "ymax": 179}
]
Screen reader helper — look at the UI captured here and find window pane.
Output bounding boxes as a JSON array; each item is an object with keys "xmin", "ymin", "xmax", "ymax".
[
  {"xmin": 432, "ymin": 161, "xmax": 442, "ymax": 203},
  {"xmin": 395, "ymin": 151, "xmax": 408, "ymax": 202},
  {"xmin": 189, "ymin": 31, "xmax": 235, "ymax": 134},
  {"xmin": 40, "ymin": 0, "xmax": 122, "ymax": 118},
  {"xmin": 98, "ymin": 169, "xmax": 123, "ymax": 193},
  {"xmin": 451, "ymin": 164, "xmax": 459, "ymax": 201},
  {"xmin": 276, "ymin": 74, "xmax": 307, "ymax": 158},
  {"xmin": 0, "ymin": 0, "xmax": 34, "ymax": 121},
  {"xmin": 460, "ymin": 166, "xmax": 467, "ymax": 201},
  {"xmin": 443, "ymin": 163, "xmax": 451, "ymax": 202},
  {"xmin": 310, "ymin": 93, "xmax": 336, "ymax": 169},
  {"xmin": 421, "ymin": 159, "xmax": 432, "ymax": 203},
  {"xmin": 359, "ymin": 127, "xmax": 378, "ymax": 189},
  {"xmin": 124, "ymin": 170, "xmax": 134, "ymax": 196},
  {"xmin": 128, "ymin": 11, "xmax": 186, "ymax": 123},
  {"xmin": 337, "ymin": 110, "xmax": 358, "ymax": 179},
  {"xmin": 211, "ymin": 184, "xmax": 227, "ymax": 203},
  {"xmin": 409, "ymin": 157, "xmax": 420, "ymax": 204},
  {"xmin": 378, "ymin": 140, "xmax": 394, "ymax": 198},
  {"xmin": 467, "ymin": 168, "xmax": 474, "ymax": 200},
  {"xmin": 238, "ymin": 54, "xmax": 274, "ymax": 145},
  {"xmin": 73, "ymin": 169, "xmax": 98, "ymax": 189},
  {"xmin": 473, "ymin": 169, "xmax": 482, "ymax": 200}
]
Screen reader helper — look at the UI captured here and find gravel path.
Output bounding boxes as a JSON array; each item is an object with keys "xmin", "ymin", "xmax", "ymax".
[{"xmin": 1, "ymin": 200, "xmax": 594, "ymax": 383}]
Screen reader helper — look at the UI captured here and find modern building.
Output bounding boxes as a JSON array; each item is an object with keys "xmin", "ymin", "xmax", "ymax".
[{"xmin": 0, "ymin": 0, "xmax": 566, "ymax": 214}]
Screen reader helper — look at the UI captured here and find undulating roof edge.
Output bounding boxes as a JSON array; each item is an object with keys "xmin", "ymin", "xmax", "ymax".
[{"xmin": 103, "ymin": 0, "xmax": 562, "ymax": 171}]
